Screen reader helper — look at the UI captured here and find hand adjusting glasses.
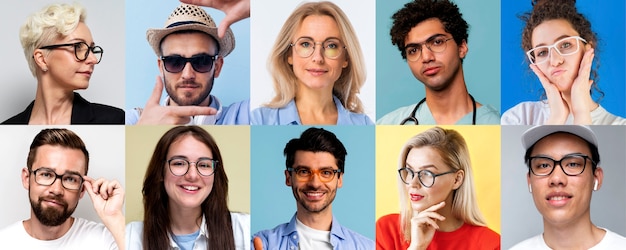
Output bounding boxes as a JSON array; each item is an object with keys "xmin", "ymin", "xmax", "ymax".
[
  {"xmin": 30, "ymin": 167, "xmax": 84, "ymax": 190},
  {"xmin": 526, "ymin": 36, "xmax": 587, "ymax": 65},
  {"xmin": 167, "ymin": 157, "xmax": 218, "ymax": 176},
  {"xmin": 398, "ymin": 167, "xmax": 457, "ymax": 188},
  {"xmin": 290, "ymin": 37, "xmax": 346, "ymax": 59},
  {"xmin": 160, "ymin": 54, "xmax": 218, "ymax": 73},
  {"xmin": 527, "ymin": 153, "xmax": 594, "ymax": 176},
  {"xmin": 404, "ymin": 35, "xmax": 453, "ymax": 62},
  {"xmin": 40, "ymin": 42, "xmax": 103, "ymax": 64},
  {"xmin": 287, "ymin": 167, "xmax": 342, "ymax": 182}
]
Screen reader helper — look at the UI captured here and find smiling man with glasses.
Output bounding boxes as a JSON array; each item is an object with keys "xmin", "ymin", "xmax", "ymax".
[
  {"xmin": 126, "ymin": 3, "xmax": 249, "ymax": 125},
  {"xmin": 377, "ymin": 0, "xmax": 500, "ymax": 125},
  {"xmin": 252, "ymin": 127, "xmax": 374, "ymax": 250},
  {"xmin": 511, "ymin": 125, "xmax": 626, "ymax": 249}
]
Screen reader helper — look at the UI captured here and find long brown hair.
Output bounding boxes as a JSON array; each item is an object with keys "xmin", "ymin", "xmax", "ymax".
[{"xmin": 142, "ymin": 126, "xmax": 234, "ymax": 249}]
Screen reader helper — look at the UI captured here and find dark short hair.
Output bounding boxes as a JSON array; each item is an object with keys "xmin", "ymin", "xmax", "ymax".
[
  {"xmin": 27, "ymin": 128, "xmax": 89, "ymax": 175},
  {"xmin": 390, "ymin": 0, "xmax": 469, "ymax": 60},
  {"xmin": 524, "ymin": 132, "xmax": 600, "ymax": 172},
  {"xmin": 284, "ymin": 127, "xmax": 347, "ymax": 173}
]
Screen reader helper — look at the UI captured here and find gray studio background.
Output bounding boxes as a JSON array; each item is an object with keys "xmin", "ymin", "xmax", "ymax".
[{"xmin": 501, "ymin": 125, "xmax": 626, "ymax": 248}]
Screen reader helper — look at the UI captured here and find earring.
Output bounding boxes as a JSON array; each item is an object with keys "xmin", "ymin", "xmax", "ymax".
[
  {"xmin": 42, "ymin": 68, "xmax": 48, "ymax": 72},
  {"xmin": 528, "ymin": 184, "xmax": 532, "ymax": 193},
  {"xmin": 593, "ymin": 179, "xmax": 598, "ymax": 191}
]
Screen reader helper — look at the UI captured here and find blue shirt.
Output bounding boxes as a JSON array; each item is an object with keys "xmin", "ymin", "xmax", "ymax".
[
  {"xmin": 125, "ymin": 95, "xmax": 250, "ymax": 125},
  {"xmin": 252, "ymin": 214, "xmax": 374, "ymax": 250},
  {"xmin": 250, "ymin": 96, "xmax": 373, "ymax": 125}
]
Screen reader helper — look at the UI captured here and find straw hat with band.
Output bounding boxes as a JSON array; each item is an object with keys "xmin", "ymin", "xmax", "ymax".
[
  {"xmin": 146, "ymin": 4, "xmax": 235, "ymax": 58},
  {"xmin": 521, "ymin": 125, "xmax": 598, "ymax": 151}
]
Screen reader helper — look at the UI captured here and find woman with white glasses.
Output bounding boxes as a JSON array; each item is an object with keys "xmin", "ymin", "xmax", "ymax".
[{"xmin": 501, "ymin": 0, "xmax": 626, "ymax": 125}]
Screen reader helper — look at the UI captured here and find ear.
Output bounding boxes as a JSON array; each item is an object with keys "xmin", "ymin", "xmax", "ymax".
[
  {"xmin": 337, "ymin": 172, "xmax": 343, "ymax": 189},
  {"xmin": 33, "ymin": 49, "xmax": 49, "ymax": 72},
  {"xmin": 285, "ymin": 170, "xmax": 292, "ymax": 187},
  {"xmin": 157, "ymin": 58, "xmax": 165, "ymax": 76},
  {"xmin": 21, "ymin": 168, "xmax": 30, "ymax": 190},
  {"xmin": 458, "ymin": 39, "xmax": 468, "ymax": 59},
  {"xmin": 526, "ymin": 172, "xmax": 532, "ymax": 193},
  {"xmin": 593, "ymin": 167, "xmax": 603, "ymax": 191},
  {"xmin": 342, "ymin": 54, "xmax": 349, "ymax": 68},
  {"xmin": 79, "ymin": 185, "xmax": 86, "ymax": 199},
  {"xmin": 287, "ymin": 54, "xmax": 293, "ymax": 66},
  {"xmin": 212, "ymin": 56, "xmax": 224, "ymax": 78},
  {"xmin": 452, "ymin": 170, "xmax": 464, "ymax": 190}
]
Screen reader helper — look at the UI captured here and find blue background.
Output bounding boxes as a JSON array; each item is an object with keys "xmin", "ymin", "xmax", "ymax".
[
  {"xmin": 125, "ymin": 0, "xmax": 250, "ymax": 110},
  {"xmin": 501, "ymin": 1, "xmax": 626, "ymax": 117},
  {"xmin": 376, "ymin": 0, "xmax": 501, "ymax": 120},
  {"xmin": 250, "ymin": 125, "xmax": 375, "ymax": 240}
]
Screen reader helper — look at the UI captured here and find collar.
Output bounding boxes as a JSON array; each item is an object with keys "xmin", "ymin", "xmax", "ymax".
[
  {"xmin": 283, "ymin": 213, "xmax": 347, "ymax": 241},
  {"xmin": 168, "ymin": 215, "xmax": 208, "ymax": 248},
  {"xmin": 277, "ymin": 96, "xmax": 351, "ymax": 125}
]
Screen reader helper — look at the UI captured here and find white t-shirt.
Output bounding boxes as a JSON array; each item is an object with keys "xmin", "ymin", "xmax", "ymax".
[
  {"xmin": 501, "ymin": 101, "xmax": 626, "ymax": 125},
  {"xmin": 295, "ymin": 217, "xmax": 332, "ymax": 250},
  {"xmin": 0, "ymin": 217, "xmax": 117, "ymax": 250},
  {"xmin": 511, "ymin": 228, "xmax": 626, "ymax": 249},
  {"xmin": 126, "ymin": 212, "xmax": 250, "ymax": 250}
]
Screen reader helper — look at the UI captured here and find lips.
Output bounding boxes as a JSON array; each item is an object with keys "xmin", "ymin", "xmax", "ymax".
[
  {"xmin": 307, "ymin": 68, "xmax": 328, "ymax": 76},
  {"xmin": 410, "ymin": 193, "xmax": 424, "ymax": 202},
  {"xmin": 77, "ymin": 71, "xmax": 93, "ymax": 77},
  {"xmin": 546, "ymin": 192, "xmax": 572, "ymax": 207},
  {"xmin": 40, "ymin": 196, "xmax": 67, "ymax": 208},
  {"xmin": 180, "ymin": 185, "xmax": 200, "ymax": 192},
  {"xmin": 303, "ymin": 191, "xmax": 325, "ymax": 201},
  {"xmin": 422, "ymin": 66, "xmax": 440, "ymax": 76},
  {"xmin": 551, "ymin": 69, "xmax": 566, "ymax": 76}
]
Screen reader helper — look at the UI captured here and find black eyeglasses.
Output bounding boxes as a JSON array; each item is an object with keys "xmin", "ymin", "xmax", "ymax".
[
  {"xmin": 166, "ymin": 157, "xmax": 218, "ymax": 176},
  {"xmin": 398, "ymin": 167, "xmax": 456, "ymax": 188},
  {"xmin": 40, "ymin": 42, "xmax": 103, "ymax": 64},
  {"xmin": 160, "ymin": 54, "xmax": 217, "ymax": 73},
  {"xmin": 287, "ymin": 167, "xmax": 342, "ymax": 183},
  {"xmin": 30, "ymin": 168, "xmax": 84, "ymax": 190},
  {"xmin": 527, "ymin": 153, "xmax": 594, "ymax": 176}
]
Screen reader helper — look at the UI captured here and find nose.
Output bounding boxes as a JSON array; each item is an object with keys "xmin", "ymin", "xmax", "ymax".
[
  {"xmin": 184, "ymin": 163, "xmax": 200, "ymax": 180},
  {"xmin": 420, "ymin": 45, "xmax": 435, "ymax": 63},
  {"xmin": 47, "ymin": 177, "xmax": 65, "ymax": 195},
  {"xmin": 307, "ymin": 171, "xmax": 324, "ymax": 188},
  {"xmin": 548, "ymin": 164, "xmax": 568, "ymax": 187},
  {"xmin": 310, "ymin": 43, "xmax": 325, "ymax": 64},
  {"xmin": 549, "ymin": 47, "xmax": 564, "ymax": 66},
  {"xmin": 181, "ymin": 62, "xmax": 196, "ymax": 80}
]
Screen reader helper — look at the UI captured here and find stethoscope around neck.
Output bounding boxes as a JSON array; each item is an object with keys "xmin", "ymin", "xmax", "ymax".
[{"xmin": 400, "ymin": 94, "xmax": 477, "ymax": 125}]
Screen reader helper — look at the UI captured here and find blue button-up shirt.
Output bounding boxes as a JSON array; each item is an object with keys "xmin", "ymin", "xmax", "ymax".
[
  {"xmin": 250, "ymin": 96, "xmax": 373, "ymax": 125},
  {"xmin": 252, "ymin": 214, "xmax": 374, "ymax": 250}
]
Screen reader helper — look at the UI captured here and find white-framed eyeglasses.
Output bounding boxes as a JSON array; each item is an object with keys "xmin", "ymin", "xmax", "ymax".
[{"xmin": 526, "ymin": 36, "xmax": 587, "ymax": 65}]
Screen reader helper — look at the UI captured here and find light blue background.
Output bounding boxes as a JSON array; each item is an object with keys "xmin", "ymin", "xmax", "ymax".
[
  {"xmin": 250, "ymin": 125, "xmax": 375, "ymax": 240},
  {"xmin": 376, "ymin": 0, "xmax": 501, "ymax": 120},
  {"xmin": 501, "ymin": 1, "xmax": 626, "ymax": 117},
  {"xmin": 125, "ymin": 1, "xmax": 250, "ymax": 110}
]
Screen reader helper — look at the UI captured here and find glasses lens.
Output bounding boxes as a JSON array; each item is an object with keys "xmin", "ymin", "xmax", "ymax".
[
  {"xmin": 405, "ymin": 45, "xmax": 421, "ymax": 62},
  {"xmin": 168, "ymin": 159, "xmax": 189, "ymax": 176},
  {"xmin": 322, "ymin": 39, "xmax": 343, "ymax": 59},
  {"xmin": 555, "ymin": 37, "xmax": 580, "ymax": 56},
  {"xmin": 196, "ymin": 160, "xmax": 216, "ymax": 176},
  {"xmin": 34, "ymin": 169, "xmax": 55, "ymax": 186},
  {"xmin": 92, "ymin": 46, "xmax": 103, "ymax": 64},
  {"xmin": 398, "ymin": 168, "xmax": 412, "ymax": 184},
  {"xmin": 61, "ymin": 174, "xmax": 83, "ymax": 190},
  {"xmin": 318, "ymin": 168, "xmax": 337, "ymax": 182},
  {"xmin": 530, "ymin": 157, "xmax": 554, "ymax": 175},
  {"xmin": 190, "ymin": 55, "xmax": 214, "ymax": 73},
  {"xmin": 561, "ymin": 155, "xmax": 586, "ymax": 175},
  {"xmin": 74, "ymin": 43, "xmax": 89, "ymax": 61},
  {"xmin": 418, "ymin": 170, "xmax": 435, "ymax": 187},
  {"xmin": 162, "ymin": 56, "xmax": 186, "ymax": 73},
  {"xmin": 293, "ymin": 38, "xmax": 315, "ymax": 58},
  {"xmin": 428, "ymin": 37, "xmax": 449, "ymax": 53}
]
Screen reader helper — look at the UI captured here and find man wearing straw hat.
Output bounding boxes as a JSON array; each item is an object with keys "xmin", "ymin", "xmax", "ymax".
[{"xmin": 126, "ymin": 3, "xmax": 249, "ymax": 125}]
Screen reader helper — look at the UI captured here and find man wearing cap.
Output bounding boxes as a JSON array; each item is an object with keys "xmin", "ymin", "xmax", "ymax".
[
  {"xmin": 126, "ymin": 3, "xmax": 249, "ymax": 125},
  {"xmin": 511, "ymin": 125, "xmax": 626, "ymax": 249}
]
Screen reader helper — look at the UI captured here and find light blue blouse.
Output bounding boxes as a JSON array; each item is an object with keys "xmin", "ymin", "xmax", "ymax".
[{"xmin": 250, "ymin": 96, "xmax": 373, "ymax": 125}]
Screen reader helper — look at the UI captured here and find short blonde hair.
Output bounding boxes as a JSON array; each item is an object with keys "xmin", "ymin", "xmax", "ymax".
[
  {"xmin": 397, "ymin": 127, "xmax": 486, "ymax": 241},
  {"xmin": 265, "ymin": 1, "xmax": 366, "ymax": 113},
  {"xmin": 20, "ymin": 3, "xmax": 86, "ymax": 77}
]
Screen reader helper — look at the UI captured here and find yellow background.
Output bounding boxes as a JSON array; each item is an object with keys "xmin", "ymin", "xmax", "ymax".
[
  {"xmin": 125, "ymin": 126, "xmax": 251, "ymax": 223},
  {"xmin": 375, "ymin": 125, "xmax": 501, "ymax": 233}
]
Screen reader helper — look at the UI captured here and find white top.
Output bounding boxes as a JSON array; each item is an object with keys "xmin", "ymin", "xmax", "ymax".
[
  {"xmin": 510, "ymin": 228, "xmax": 626, "ymax": 250},
  {"xmin": 0, "ymin": 217, "xmax": 117, "ymax": 250},
  {"xmin": 501, "ymin": 101, "xmax": 626, "ymax": 125},
  {"xmin": 126, "ymin": 212, "xmax": 250, "ymax": 250},
  {"xmin": 295, "ymin": 217, "xmax": 332, "ymax": 250}
]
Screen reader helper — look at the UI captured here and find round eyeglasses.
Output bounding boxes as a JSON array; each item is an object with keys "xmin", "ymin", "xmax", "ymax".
[
  {"xmin": 160, "ymin": 54, "xmax": 217, "ymax": 73},
  {"xmin": 527, "ymin": 153, "xmax": 594, "ymax": 176},
  {"xmin": 30, "ymin": 168, "xmax": 84, "ymax": 190},
  {"xmin": 398, "ymin": 167, "xmax": 456, "ymax": 188},
  {"xmin": 40, "ymin": 42, "xmax": 103, "ymax": 64},
  {"xmin": 404, "ymin": 36, "xmax": 453, "ymax": 62},
  {"xmin": 290, "ymin": 37, "xmax": 345, "ymax": 59},
  {"xmin": 526, "ymin": 36, "xmax": 587, "ymax": 65},
  {"xmin": 287, "ymin": 167, "xmax": 342, "ymax": 183},
  {"xmin": 167, "ymin": 157, "xmax": 218, "ymax": 176}
]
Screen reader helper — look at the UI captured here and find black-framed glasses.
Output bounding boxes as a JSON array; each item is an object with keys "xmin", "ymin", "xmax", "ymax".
[
  {"xmin": 167, "ymin": 157, "xmax": 218, "ymax": 176},
  {"xmin": 290, "ymin": 37, "xmax": 346, "ymax": 59},
  {"xmin": 526, "ymin": 36, "xmax": 587, "ymax": 65},
  {"xmin": 30, "ymin": 167, "xmax": 84, "ymax": 190},
  {"xmin": 398, "ymin": 167, "xmax": 456, "ymax": 188},
  {"xmin": 160, "ymin": 54, "xmax": 217, "ymax": 73},
  {"xmin": 527, "ymin": 153, "xmax": 594, "ymax": 176},
  {"xmin": 287, "ymin": 167, "xmax": 342, "ymax": 183},
  {"xmin": 39, "ymin": 42, "xmax": 103, "ymax": 64},
  {"xmin": 404, "ymin": 36, "xmax": 453, "ymax": 62}
]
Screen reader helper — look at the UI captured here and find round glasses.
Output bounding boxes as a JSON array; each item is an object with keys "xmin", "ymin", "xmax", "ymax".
[
  {"xmin": 398, "ymin": 167, "xmax": 456, "ymax": 188},
  {"xmin": 526, "ymin": 36, "xmax": 587, "ymax": 65},
  {"xmin": 527, "ymin": 153, "xmax": 594, "ymax": 176},
  {"xmin": 30, "ymin": 168, "xmax": 84, "ymax": 190},
  {"xmin": 167, "ymin": 157, "xmax": 217, "ymax": 176},
  {"xmin": 290, "ymin": 37, "xmax": 345, "ymax": 59},
  {"xmin": 160, "ymin": 54, "xmax": 217, "ymax": 73},
  {"xmin": 404, "ymin": 36, "xmax": 453, "ymax": 62},
  {"xmin": 40, "ymin": 42, "xmax": 103, "ymax": 64},
  {"xmin": 287, "ymin": 167, "xmax": 342, "ymax": 183}
]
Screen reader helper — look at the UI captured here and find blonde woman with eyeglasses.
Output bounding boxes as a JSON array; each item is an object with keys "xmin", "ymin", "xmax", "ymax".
[
  {"xmin": 501, "ymin": 0, "xmax": 626, "ymax": 125},
  {"xmin": 250, "ymin": 1, "xmax": 372, "ymax": 125}
]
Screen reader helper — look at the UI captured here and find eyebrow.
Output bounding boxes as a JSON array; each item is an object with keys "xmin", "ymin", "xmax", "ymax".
[
  {"xmin": 66, "ymin": 38, "xmax": 95, "ymax": 46},
  {"xmin": 35, "ymin": 167, "xmax": 84, "ymax": 176},
  {"xmin": 169, "ymin": 155, "xmax": 213, "ymax": 161},
  {"xmin": 530, "ymin": 152, "xmax": 587, "ymax": 159},
  {"xmin": 405, "ymin": 163, "xmax": 437, "ymax": 171},
  {"xmin": 404, "ymin": 34, "xmax": 447, "ymax": 48},
  {"xmin": 294, "ymin": 36, "xmax": 342, "ymax": 42},
  {"xmin": 533, "ymin": 34, "xmax": 578, "ymax": 47}
]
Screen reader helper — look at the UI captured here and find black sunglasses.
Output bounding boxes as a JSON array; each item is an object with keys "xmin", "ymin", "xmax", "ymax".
[{"xmin": 160, "ymin": 54, "xmax": 217, "ymax": 73}]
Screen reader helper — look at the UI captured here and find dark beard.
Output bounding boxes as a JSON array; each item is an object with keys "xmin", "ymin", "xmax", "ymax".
[
  {"xmin": 30, "ymin": 196, "xmax": 74, "ymax": 227},
  {"xmin": 164, "ymin": 74, "xmax": 214, "ymax": 106}
]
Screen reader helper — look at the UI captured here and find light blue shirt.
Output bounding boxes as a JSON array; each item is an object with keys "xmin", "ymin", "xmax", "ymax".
[
  {"xmin": 252, "ymin": 213, "xmax": 374, "ymax": 250},
  {"xmin": 250, "ymin": 96, "xmax": 373, "ymax": 125},
  {"xmin": 125, "ymin": 95, "xmax": 249, "ymax": 125},
  {"xmin": 376, "ymin": 102, "xmax": 500, "ymax": 125}
]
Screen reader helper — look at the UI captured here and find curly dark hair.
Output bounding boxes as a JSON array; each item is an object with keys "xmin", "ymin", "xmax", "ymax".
[
  {"xmin": 521, "ymin": 0, "xmax": 603, "ymax": 101},
  {"xmin": 390, "ymin": 0, "xmax": 469, "ymax": 60}
]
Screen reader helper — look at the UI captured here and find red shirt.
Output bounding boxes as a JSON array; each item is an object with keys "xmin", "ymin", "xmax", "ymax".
[{"xmin": 376, "ymin": 213, "xmax": 500, "ymax": 250}]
